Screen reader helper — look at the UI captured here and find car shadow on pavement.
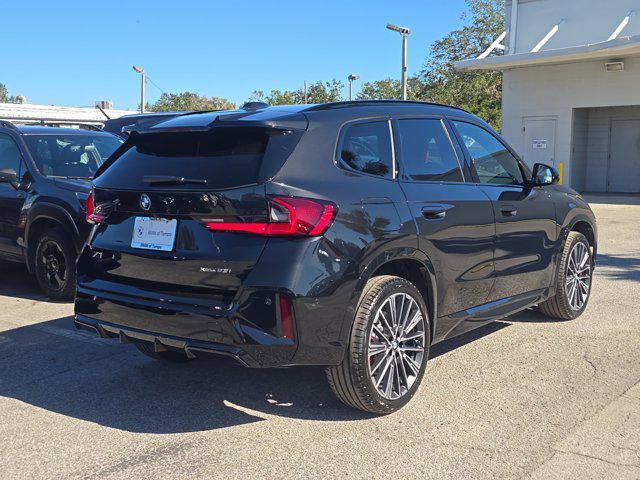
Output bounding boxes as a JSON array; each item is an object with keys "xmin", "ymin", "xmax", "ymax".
[
  {"xmin": 0, "ymin": 261, "xmax": 53, "ymax": 302},
  {"xmin": 595, "ymin": 253, "xmax": 640, "ymax": 283},
  {"xmin": 0, "ymin": 313, "xmax": 520, "ymax": 433}
]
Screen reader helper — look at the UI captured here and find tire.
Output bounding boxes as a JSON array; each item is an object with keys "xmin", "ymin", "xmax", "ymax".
[
  {"xmin": 134, "ymin": 341, "xmax": 192, "ymax": 363},
  {"xmin": 34, "ymin": 227, "xmax": 77, "ymax": 301},
  {"xmin": 326, "ymin": 275, "xmax": 431, "ymax": 414},
  {"xmin": 538, "ymin": 231, "xmax": 593, "ymax": 320}
]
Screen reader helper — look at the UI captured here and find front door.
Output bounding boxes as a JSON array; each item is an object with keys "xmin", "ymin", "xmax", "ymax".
[
  {"xmin": 0, "ymin": 133, "xmax": 27, "ymax": 257},
  {"xmin": 608, "ymin": 119, "xmax": 640, "ymax": 193},
  {"xmin": 451, "ymin": 120, "xmax": 558, "ymax": 302},
  {"xmin": 394, "ymin": 117, "xmax": 495, "ymax": 328}
]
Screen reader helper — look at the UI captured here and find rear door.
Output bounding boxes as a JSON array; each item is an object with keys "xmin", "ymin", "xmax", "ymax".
[
  {"xmin": 84, "ymin": 127, "xmax": 303, "ymax": 305},
  {"xmin": 0, "ymin": 133, "xmax": 27, "ymax": 257},
  {"xmin": 393, "ymin": 117, "xmax": 495, "ymax": 328},
  {"xmin": 450, "ymin": 120, "xmax": 558, "ymax": 301}
]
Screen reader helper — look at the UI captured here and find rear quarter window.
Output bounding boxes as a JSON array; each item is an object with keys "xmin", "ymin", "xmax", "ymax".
[{"xmin": 338, "ymin": 121, "xmax": 394, "ymax": 179}]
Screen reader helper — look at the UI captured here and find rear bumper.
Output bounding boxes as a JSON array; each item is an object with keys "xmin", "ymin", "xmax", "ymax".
[
  {"xmin": 74, "ymin": 281, "xmax": 318, "ymax": 368},
  {"xmin": 75, "ymin": 314, "xmax": 259, "ymax": 367}
]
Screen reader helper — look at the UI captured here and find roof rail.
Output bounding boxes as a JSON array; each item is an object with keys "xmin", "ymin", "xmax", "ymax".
[
  {"xmin": 304, "ymin": 100, "xmax": 469, "ymax": 113},
  {"xmin": 0, "ymin": 120, "xmax": 17, "ymax": 129}
]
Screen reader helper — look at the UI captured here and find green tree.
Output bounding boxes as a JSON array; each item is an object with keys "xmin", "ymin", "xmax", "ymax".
[
  {"xmin": 0, "ymin": 83, "xmax": 8, "ymax": 103},
  {"xmin": 250, "ymin": 79, "xmax": 344, "ymax": 105},
  {"xmin": 357, "ymin": 77, "xmax": 424, "ymax": 101},
  {"xmin": 420, "ymin": 0, "xmax": 504, "ymax": 129},
  {"xmin": 147, "ymin": 92, "xmax": 235, "ymax": 112}
]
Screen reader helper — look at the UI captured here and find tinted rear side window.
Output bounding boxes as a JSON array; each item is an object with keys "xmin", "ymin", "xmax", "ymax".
[
  {"xmin": 397, "ymin": 119, "xmax": 463, "ymax": 182},
  {"xmin": 339, "ymin": 121, "xmax": 393, "ymax": 178},
  {"xmin": 96, "ymin": 127, "xmax": 303, "ymax": 189}
]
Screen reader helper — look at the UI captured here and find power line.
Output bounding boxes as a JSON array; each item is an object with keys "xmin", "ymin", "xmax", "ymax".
[{"xmin": 146, "ymin": 76, "xmax": 166, "ymax": 95}]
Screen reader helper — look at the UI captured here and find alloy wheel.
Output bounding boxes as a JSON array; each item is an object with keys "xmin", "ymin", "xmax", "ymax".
[
  {"xmin": 565, "ymin": 241, "xmax": 591, "ymax": 311},
  {"xmin": 39, "ymin": 240, "xmax": 68, "ymax": 291},
  {"xmin": 368, "ymin": 292, "xmax": 426, "ymax": 400}
]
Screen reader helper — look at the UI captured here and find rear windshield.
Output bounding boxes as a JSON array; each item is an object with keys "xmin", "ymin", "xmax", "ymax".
[
  {"xmin": 24, "ymin": 134, "xmax": 123, "ymax": 179},
  {"xmin": 96, "ymin": 127, "xmax": 303, "ymax": 190}
]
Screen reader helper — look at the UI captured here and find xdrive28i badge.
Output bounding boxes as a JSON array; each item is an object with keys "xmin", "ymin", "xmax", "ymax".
[{"xmin": 139, "ymin": 193, "xmax": 151, "ymax": 211}]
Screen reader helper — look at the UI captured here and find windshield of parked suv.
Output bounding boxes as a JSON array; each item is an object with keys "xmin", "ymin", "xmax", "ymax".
[
  {"xmin": 95, "ymin": 127, "xmax": 303, "ymax": 190},
  {"xmin": 24, "ymin": 134, "xmax": 123, "ymax": 179}
]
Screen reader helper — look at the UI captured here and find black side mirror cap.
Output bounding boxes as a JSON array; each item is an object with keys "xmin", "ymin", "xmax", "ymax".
[{"xmin": 532, "ymin": 163, "xmax": 559, "ymax": 186}]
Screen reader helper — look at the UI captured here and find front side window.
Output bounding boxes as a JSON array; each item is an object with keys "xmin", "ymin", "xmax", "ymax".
[
  {"xmin": 452, "ymin": 121, "xmax": 524, "ymax": 186},
  {"xmin": 340, "ymin": 121, "xmax": 393, "ymax": 178},
  {"xmin": 0, "ymin": 133, "xmax": 23, "ymax": 177},
  {"xmin": 397, "ymin": 119, "xmax": 463, "ymax": 182},
  {"xmin": 24, "ymin": 134, "xmax": 122, "ymax": 179}
]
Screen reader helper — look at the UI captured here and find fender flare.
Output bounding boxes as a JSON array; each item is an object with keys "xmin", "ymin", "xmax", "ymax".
[
  {"xmin": 560, "ymin": 212, "xmax": 598, "ymax": 256},
  {"xmin": 336, "ymin": 246, "xmax": 438, "ymax": 353},
  {"xmin": 25, "ymin": 202, "xmax": 81, "ymax": 272}
]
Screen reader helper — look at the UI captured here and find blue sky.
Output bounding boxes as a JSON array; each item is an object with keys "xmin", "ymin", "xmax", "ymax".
[{"xmin": 1, "ymin": 0, "xmax": 467, "ymax": 110}]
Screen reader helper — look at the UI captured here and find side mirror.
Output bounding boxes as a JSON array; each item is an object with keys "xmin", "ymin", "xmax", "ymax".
[
  {"xmin": 0, "ymin": 168, "xmax": 17, "ymax": 187},
  {"xmin": 532, "ymin": 163, "xmax": 559, "ymax": 186}
]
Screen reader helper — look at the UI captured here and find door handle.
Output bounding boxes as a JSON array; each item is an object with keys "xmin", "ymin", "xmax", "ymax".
[
  {"xmin": 421, "ymin": 204, "xmax": 451, "ymax": 220},
  {"xmin": 501, "ymin": 205, "xmax": 518, "ymax": 217}
]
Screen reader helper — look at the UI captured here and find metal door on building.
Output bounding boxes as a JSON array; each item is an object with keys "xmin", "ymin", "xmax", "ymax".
[
  {"xmin": 522, "ymin": 118, "xmax": 557, "ymax": 169},
  {"xmin": 608, "ymin": 119, "xmax": 640, "ymax": 193}
]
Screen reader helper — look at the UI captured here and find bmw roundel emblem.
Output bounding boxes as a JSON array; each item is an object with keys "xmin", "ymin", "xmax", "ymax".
[{"xmin": 139, "ymin": 193, "xmax": 151, "ymax": 211}]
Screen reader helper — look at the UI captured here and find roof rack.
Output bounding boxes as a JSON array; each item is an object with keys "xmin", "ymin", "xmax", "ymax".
[
  {"xmin": 304, "ymin": 100, "xmax": 469, "ymax": 113},
  {"xmin": 0, "ymin": 120, "xmax": 17, "ymax": 129}
]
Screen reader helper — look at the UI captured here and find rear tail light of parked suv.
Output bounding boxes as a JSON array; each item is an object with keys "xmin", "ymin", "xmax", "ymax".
[
  {"xmin": 204, "ymin": 197, "xmax": 336, "ymax": 237},
  {"xmin": 85, "ymin": 190, "xmax": 107, "ymax": 224}
]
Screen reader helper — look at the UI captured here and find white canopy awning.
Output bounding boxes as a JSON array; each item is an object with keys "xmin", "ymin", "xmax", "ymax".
[{"xmin": 455, "ymin": 34, "xmax": 640, "ymax": 71}]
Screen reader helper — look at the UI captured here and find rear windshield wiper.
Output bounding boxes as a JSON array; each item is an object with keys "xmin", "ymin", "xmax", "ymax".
[{"xmin": 143, "ymin": 175, "xmax": 208, "ymax": 186}]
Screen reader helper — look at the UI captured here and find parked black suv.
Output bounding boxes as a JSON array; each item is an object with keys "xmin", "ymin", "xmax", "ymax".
[
  {"xmin": 0, "ymin": 122, "xmax": 122, "ymax": 299},
  {"xmin": 75, "ymin": 101, "xmax": 597, "ymax": 413}
]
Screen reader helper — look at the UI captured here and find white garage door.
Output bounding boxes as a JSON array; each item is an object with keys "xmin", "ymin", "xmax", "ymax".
[{"xmin": 609, "ymin": 119, "xmax": 640, "ymax": 193}]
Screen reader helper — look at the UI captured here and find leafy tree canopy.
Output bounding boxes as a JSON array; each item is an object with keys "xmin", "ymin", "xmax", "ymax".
[
  {"xmin": 0, "ymin": 83, "xmax": 8, "ymax": 103},
  {"xmin": 251, "ymin": 79, "xmax": 343, "ymax": 105},
  {"xmin": 420, "ymin": 0, "xmax": 504, "ymax": 128},
  {"xmin": 357, "ymin": 77, "xmax": 423, "ymax": 101},
  {"xmin": 0, "ymin": 83, "xmax": 25, "ymax": 104},
  {"xmin": 147, "ymin": 92, "xmax": 235, "ymax": 112}
]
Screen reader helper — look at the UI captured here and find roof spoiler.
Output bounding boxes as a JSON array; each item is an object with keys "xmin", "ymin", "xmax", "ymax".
[{"xmin": 126, "ymin": 109, "xmax": 308, "ymax": 134}]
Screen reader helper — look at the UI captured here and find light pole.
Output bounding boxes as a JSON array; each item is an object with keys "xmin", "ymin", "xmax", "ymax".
[
  {"xmin": 386, "ymin": 24, "xmax": 411, "ymax": 100},
  {"xmin": 133, "ymin": 65, "xmax": 146, "ymax": 113},
  {"xmin": 348, "ymin": 74, "xmax": 360, "ymax": 101}
]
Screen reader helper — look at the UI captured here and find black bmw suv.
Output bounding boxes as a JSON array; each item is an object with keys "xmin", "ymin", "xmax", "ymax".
[
  {"xmin": 0, "ymin": 122, "xmax": 122, "ymax": 299},
  {"xmin": 75, "ymin": 101, "xmax": 597, "ymax": 414}
]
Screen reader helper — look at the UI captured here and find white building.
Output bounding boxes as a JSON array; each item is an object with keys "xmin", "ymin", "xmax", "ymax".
[
  {"xmin": 0, "ymin": 102, "xmax": 137, "ymax": 128},
  {"xmin": 456, "ymin": 0, "xmax": 640, "ymax": 193}
]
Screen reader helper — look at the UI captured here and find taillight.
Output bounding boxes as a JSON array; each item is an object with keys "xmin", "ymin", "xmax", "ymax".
[
  {"xmin": 86, "ymin": 190, "xmax": 106, "ymax": 224},
  {"xmin": 205, "ymin": 197, "xmax": 336, "ymax": 237}
]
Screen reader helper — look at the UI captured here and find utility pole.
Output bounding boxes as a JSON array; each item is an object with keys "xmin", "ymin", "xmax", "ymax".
[
  {"xmin": 386, "ymin": 24, "xmax": 411, "ymax": 100},
  {"xmin": 348, "ymin": 74, "xmax": 360, "ymax": 101},
  {"xmin": 133, "ymin": 65, "xmax": 146, "ymax": 113},
  {"xmin": 303, "ymin": 80, "xmax": 307, "ymax": 103}
]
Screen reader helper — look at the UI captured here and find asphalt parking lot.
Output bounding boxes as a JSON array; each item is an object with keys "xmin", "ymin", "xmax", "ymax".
[{"xmin": 0, "ymin": 195, "xmax": 638, "ymax": 479}]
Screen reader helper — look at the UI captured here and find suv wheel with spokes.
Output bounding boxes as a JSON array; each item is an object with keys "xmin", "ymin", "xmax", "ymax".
[
  {"xmin": 538, "ymin": 231, "xmax": 593, "ymax": 320},
  {"xmin": 34, "ymin": 227, "xmax": 77, "ymax": 301},
  {"xmin": 326, "ymin": 275, "xmax": 430, "ymax": 414}
]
